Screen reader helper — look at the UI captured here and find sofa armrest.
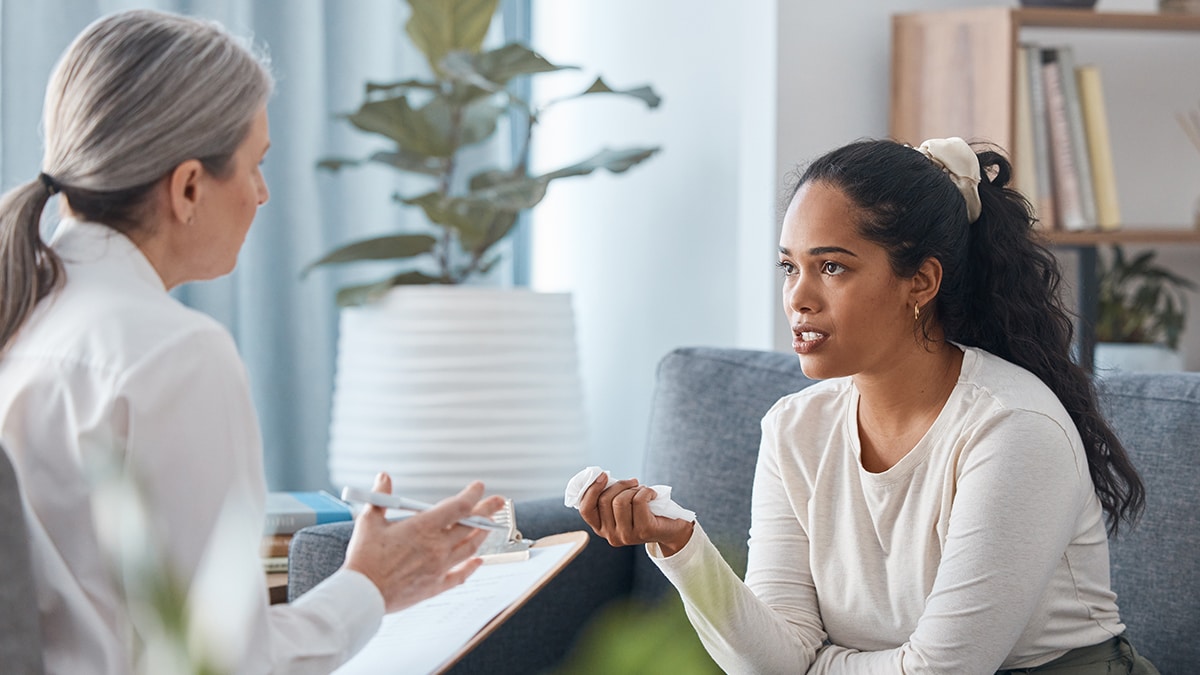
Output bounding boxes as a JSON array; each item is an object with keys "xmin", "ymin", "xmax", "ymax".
[{"xmin": 287, "ymin": 496, "xmax": 636, "ymax": 674}]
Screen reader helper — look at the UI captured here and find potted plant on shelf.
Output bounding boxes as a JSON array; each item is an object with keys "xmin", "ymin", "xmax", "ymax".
[
  {"xmin": 307, "ymin": 0, "xmax": 661, "ymax": 501},
  {"xmin": 1093, "ymin": 245, "xmax": 1196, "ymax": 374}
]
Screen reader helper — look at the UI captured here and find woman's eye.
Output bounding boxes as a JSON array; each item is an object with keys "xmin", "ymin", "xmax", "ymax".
[
  {"xmin": 821, "ymin": 261, "xmax": 846, "ymax": 275},
  {"xmin": 776, "ymin": 260, "xmax": 797, "ymax": 276}
]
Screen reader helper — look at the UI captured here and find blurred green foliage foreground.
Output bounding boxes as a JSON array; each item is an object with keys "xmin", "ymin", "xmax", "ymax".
[{"xmin": 552, "ymin": 595, "xmax": 722, "ymax": 674}]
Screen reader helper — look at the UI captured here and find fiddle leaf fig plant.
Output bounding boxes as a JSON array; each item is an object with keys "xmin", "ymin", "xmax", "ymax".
[
  {"xmin": 306, "ymin": 0, "xmax": 661, "ymax": 306},
  {"xmin": 1096, "ymin": 245, "xmax": 1196, "ymax": 350}
]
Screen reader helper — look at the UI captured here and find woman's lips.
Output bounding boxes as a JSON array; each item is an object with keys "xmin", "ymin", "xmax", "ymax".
[{"xmin": 792, "ymin": 329, "xmax": 828, "ymax": 354}]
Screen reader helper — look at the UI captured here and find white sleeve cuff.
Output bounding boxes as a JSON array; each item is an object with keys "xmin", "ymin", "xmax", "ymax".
[{"xmin": 291, "ymin": 568, "xmax": 386, "ymax": 658}]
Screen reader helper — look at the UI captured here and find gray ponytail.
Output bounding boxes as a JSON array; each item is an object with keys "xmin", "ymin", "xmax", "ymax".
[
  {"xmin": 0, "ymin": 181, "xmax": 63, "ymax": 350},
  {"xmin": 0, "ymin": 9, "xmax": 273, "ymax": 351}
]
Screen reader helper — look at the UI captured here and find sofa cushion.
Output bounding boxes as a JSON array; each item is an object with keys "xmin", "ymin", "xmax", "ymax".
[
  {"xmin": 1097, "ymin": 372, "xmax": 1200, "ymax": 673},
  {"xmin": 633, "ymin": 347, "xmax": 815, "ymax": 601}
]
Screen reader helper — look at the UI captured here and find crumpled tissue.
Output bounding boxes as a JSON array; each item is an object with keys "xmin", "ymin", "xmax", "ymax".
[{"xmin": 563, "ymin": 466, "xmax": 696, "ymax": 522}]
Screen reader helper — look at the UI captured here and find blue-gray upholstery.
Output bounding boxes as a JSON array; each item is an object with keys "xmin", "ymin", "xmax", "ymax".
[
  {"xmin": 1097, "ymin": 373, "xmax": 1200, "ymax": 674},
  {"xmin": 0, "ymin": 446, "xmax": 45, "ymax": 675},
  {"xmin": 289, "ymin": 347, "xmax": 1200, "ymax": 673}
]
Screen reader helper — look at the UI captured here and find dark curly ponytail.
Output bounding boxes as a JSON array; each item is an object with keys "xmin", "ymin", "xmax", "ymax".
[{"xmin": 793, "ymin": 139, "xmax": 1144, "ymax": 535}]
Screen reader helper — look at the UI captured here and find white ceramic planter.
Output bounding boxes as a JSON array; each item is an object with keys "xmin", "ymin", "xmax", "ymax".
[
  {"xmin": 327, "ymin": 287, "xmax": 587, "ymax": 502},
  {"xmin": 1093, "ymin": 342, "xmax": 1184, "ymax": 376}
]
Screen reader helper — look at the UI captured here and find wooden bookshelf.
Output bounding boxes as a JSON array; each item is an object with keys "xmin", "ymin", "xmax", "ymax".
[
  {"xmin": 1013, "ymin": 8, "xmax": 1200, "ymax": 32},
  {"xmin": 891, "ymin": 8, "xmax": 1200, "ymax": 369},
  {"xmin": 1041, "ymin": 228, "xmax": 1200, "ymax": 246},
  {"xmin": 891, "ymin": 8, "xmax": 1200, "ymax": 168}
]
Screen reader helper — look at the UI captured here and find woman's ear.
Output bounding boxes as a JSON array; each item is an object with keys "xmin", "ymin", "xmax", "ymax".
[
  {"xmin": 167, "ymin": 159, "xmax": 204, "ymax": 225},
  {"xmin": 911, "ymin": 256, "xmax": 944, "ymax": 309}
]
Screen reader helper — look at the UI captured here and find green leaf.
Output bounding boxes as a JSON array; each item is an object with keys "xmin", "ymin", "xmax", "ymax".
[
  {"xmin": 400, "ymin": 191, "xmax": 521, "ymax": 253},
  {"xmin": 1098, "ymin": 244, "xmax": 1195, "ymax": 346},
  {"xmin": 539, "ymin": 146, "xmax": 661, "ymax": 181},
  {"xmin": 368, "ymin": 149, "xmax": 449, "ymax": 176},
  {"xmin": 405, "ymin": 0, "xmax": 499, "ymax": 74},
  {"xmin": 302, "ymin": 234, "xmax": 438, "ymax": 277},
  {"xmin": 580, "ymin": 76, "xmax": 663, "ymax": 108},
  {"xmin": 468, "ymin": 168, "xmax": 514, "ymax": 191},
  {"xmin": 316, "ymin": 157, "xmax": 363, "ymax": 172},
  {"xmin": 442, "ymin": 44, "xmax": 575, "ymax": 91},
  {"xmin": 364, "ymin": 78, "xmax": 439, "ymax": 96},
  {"xmin": 461, "ymin": 210, "xmax": 517, "ymax": 253},
  {"xmin": 346, "ymin": 96, "xmax": 452, "ymax": 157},
  {"xmin": 465, "ymin": 175, "xmax": 549, "ymax": 211},
  {"xmin": 402, "ymin": 191, "xmax": 465, "ymax": 229},
  {"xmin": 336, "ymin": 271, "xmax": 445, "ymax": 307},
  {"xmin": 459, "ymin": 97, "xmax": 508, "ymax": 146}
]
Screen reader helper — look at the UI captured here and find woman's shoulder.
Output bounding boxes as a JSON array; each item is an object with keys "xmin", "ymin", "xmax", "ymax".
[
  {"xmin": 955, "ymin": 346, "xmax": 1079, "ymax": 446},
  {"xmin": 764, "ymin": 377, "xmax": 852, "ymax": 430},
  {"xmin": 960, "ymin": 346, "xmax": 1067, "ymax": 414},
  {"xmin": 12, "ymin": 268, "xmax": 234, "ymax": 381}
]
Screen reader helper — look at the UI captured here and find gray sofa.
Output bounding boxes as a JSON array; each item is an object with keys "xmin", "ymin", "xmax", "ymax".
[{"xmin": 289, "ymin": 346, "xmax": 1200, "ymax": 673}]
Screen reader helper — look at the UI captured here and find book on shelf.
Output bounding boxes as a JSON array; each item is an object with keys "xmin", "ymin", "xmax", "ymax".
[
  {"xmin": 1013, "ymin": 46, "xmax": 1039, "ymax": 215},
  {"xmin": 260, "ymin": 533, "xmax": 293, "ymax": 559},
  {"xmin": 262, "ymin": 555, "xmax": 289, "ymax": 574},
  {"xmin": 1076, "ymin": 64, "xmax": 1121, "ymax": 231},
  {"xmin": 1023, "ymin": 43, "xmax": 1056, "ymax": 231},
  {"xmin": 264, "ymin": 490, "xmax": 354, "ymax": 535},
  {"xmin": 1041, "ymin": 47, "xmax": 1089, "ymax": 231},
  {"xmin": 1054, "ymin": 46, "xmax": 1099, "ymax": 230}
]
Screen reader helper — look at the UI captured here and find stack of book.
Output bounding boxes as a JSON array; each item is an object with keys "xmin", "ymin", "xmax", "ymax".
[
  {"xmin": 261, "ymin": 490, "xmax": 355, "ymax": 603},
  {"xmin": 1015, "ymin": 43, "xmax": 1121, "ymax": 232}
]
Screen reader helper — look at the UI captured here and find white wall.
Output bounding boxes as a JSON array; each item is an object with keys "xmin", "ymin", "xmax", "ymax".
[
  {"xmin": 530, "ymin": 0, "xmax": 1200, "ymax": 478},
  {"xmin": 530, "ymin": 1, "xmax": 777, "ymax": 477}
]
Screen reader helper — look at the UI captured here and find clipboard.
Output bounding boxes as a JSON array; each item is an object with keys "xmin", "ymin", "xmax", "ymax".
[
  {"xmin": 437, "ymin": 531, "xmax": 587, "ymax": 673},
  {"xmin": 333, "ymin": 530, "xmax": 588, "ymax": 675}
]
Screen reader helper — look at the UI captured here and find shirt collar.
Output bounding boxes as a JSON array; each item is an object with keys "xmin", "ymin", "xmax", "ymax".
[{"xmin": 49, "ymin": 219, "xmax": 167, "ymax": 292}]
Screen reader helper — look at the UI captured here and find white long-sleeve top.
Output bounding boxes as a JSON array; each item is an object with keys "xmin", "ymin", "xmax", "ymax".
[
  {"xmin": 651, "ymin": 346, "xmax": 1124, "ymax": 674},
  {"xmin": 0, "ymin": 220, "xmax": 383, "ymax": 674}
]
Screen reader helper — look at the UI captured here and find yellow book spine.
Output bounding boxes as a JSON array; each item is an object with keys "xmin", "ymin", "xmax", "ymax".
[{"xmin": 1076, "ymin": 65, "xmax": 1121, "ymax": 230}]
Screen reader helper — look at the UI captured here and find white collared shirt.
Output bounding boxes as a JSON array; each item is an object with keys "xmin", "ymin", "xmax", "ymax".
[{"xmin": 0, "ymin": 220, "xmax": 383, "ymax": 674}]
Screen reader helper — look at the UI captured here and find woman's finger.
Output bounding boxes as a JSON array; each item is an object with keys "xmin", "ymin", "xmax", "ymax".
[
  {"xmin": 441, "ymin": 557, "xmax": 485, "ymax": 590},
  {"xmin": 471, "ymin": 495, "xmax": 507, "ymax": 519},
  {"xmin": 609, "ymin": 482, "xmax": 638, "ymax": 540},
  {"xmin": 596, "ymin": 478, "xmax": 638, "ymax": 537}
]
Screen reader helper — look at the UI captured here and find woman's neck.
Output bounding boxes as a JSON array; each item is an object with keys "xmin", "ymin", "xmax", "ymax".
[{"xmin": 854, "ymin": 340, "xmax": 964, "ymax": 472}]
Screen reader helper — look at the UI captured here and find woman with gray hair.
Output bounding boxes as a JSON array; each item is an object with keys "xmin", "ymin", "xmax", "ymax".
[{"xmin": 0, "ymin": 9, "xmax": 503, "ymax": 673}]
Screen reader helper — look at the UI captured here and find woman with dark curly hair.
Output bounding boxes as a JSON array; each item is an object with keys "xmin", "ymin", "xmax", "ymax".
[{"xmin": 578, "ymin": 138, "xmax": 1156, "ymax": 673}]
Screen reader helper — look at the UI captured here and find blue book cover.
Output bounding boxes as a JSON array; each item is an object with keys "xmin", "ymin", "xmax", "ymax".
[{"xmin": 264, "ymin": 490, "xmax": 354, "ymax": 535}]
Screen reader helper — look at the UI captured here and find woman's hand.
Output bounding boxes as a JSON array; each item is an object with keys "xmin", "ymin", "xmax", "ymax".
[
  {"xmin": 342, "ymin": 473, "xmax": 507, "ymax": 613},
  {"xmin": 577, "ymin": 473, "xmax": 695, "ymax": 556}
]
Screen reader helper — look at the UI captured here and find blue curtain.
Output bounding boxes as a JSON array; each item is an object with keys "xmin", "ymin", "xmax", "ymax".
[{"xmin": 0, "ymin": 0, "xmax": 525, "ymax": 490}]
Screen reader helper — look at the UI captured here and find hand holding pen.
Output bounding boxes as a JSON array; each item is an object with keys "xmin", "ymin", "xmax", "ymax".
[
  {"xmin": 341, "ymin": 472, "xmax": 508, "ymax": 613},
  {"xmin": 341, "ymin": 485, "xmax": 509, "ymax": 532}
]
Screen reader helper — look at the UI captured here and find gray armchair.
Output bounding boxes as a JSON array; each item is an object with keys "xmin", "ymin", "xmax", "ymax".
[{"xmin": 289, "ymin": 347, "xmax": 1200, "ymax": 673}]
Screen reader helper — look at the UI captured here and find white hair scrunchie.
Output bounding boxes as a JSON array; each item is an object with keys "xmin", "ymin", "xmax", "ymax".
[{"xmin": 916, "ymin": 137, "xmax": 981, "ymax": 223}]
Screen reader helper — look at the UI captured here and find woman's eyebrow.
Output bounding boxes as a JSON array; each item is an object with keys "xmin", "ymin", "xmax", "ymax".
[{"xmin": 778, "ymin": 245, "xmax": 858, "ymax": 257}]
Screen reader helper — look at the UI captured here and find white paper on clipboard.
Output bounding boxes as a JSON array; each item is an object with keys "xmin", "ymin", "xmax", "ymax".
[{"xmin": 333, "ymin": 532, "xmax": 586, "ymax": 675}]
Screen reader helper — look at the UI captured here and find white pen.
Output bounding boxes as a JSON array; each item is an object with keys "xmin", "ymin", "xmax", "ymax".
[{"xmin": 340, "ymin": 485, "xmax": 509, "ymax": 533}]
